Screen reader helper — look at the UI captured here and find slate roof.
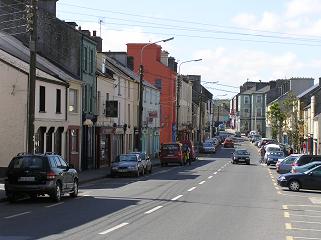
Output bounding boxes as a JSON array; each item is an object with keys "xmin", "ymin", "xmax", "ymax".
[
  {"xmin": 297, "ymin": 83, "xmax": 320, "ymax": 99},
  {"xmin": 0, "ymin": 31, "xmax": 78, "ymax": 83}
]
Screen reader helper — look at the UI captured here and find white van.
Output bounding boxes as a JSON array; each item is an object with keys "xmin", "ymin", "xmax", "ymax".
[{"xmin": 264, "ymin": 144, "xmax": 281, "ymax": 161}]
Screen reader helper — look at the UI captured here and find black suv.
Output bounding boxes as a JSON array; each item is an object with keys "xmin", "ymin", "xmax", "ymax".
[{"xmin": 5, "ymin": 153, "xmax": 79, "ymax": 203}]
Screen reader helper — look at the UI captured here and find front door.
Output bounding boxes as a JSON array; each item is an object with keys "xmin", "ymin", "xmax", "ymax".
[{"xmin": 306, "ymin": 166, "xmax": 321, "ymax": 190}]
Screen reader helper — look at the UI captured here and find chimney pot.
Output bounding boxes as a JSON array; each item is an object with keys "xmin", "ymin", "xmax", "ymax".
[
  {"xmin": 93, "ymin": 30, "xmax": 96, "ymax": 36},
  {"xmin": 78, "ymin": 26, "xmax": 81, "ymax": 31}
]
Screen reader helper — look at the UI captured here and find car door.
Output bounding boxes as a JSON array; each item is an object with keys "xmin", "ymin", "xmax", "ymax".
[
  {"xmin": 55, "ymin": 156, "xmax": 70, "ymax": 190},
  {"xmin": 306, "ymin": 166, "xmax": 321, "ymax": 190}
]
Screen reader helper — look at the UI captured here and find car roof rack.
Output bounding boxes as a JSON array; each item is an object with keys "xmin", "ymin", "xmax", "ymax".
[
  {"xmin": 16, "ymin": 152, "xmax": 29, "ymax": 156},
  {"xmin": 45, "ymin": 152, "xmax": 57, "ymax": 155}
]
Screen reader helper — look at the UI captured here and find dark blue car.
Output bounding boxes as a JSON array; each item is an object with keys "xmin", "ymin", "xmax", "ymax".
[{"xmin": 266, "ymin": 151, "xmax": 285, "ymax": 166}]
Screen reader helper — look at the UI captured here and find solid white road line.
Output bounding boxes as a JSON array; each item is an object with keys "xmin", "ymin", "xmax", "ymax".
[
  {"xmin": 145, "ymin": 206, "xmax": 163, "ymax": 214},
  {"xmin": 208, "ymin": 176, "xmax": 213, "ymax": 179},
  {"xmin": 4, "ymin": 211, "xmax": 31, "ymax": 219},
  {"xmin": 98, "ymin": 222, "xmax": 129, "ymax": 235},
  {"xmin": 171, "ymin": 195, "xmax": 183, "ymax": 201},
  {"xmin": 199, "ymin": 181, "xmax": 206, "ymax": 185},
  {"xmin": 292, "ymin": 220, "xmax": 321, "ymax": 225},
  {"xmin": 45, "ymin": 202, "xmax": 64, "ymax": 208},
  {"xmin": 187, "ymin": 187, "xmax": 196, "ymax": 192}
]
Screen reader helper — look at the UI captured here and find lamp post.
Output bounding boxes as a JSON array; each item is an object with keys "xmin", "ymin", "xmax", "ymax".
[
  {"xmin": 176, "ymin": 58, "xmax": 202, "ymax": 141},
  {"xmin": 138, "ymin": 37, "xmax": 174, "ymax": 151}
]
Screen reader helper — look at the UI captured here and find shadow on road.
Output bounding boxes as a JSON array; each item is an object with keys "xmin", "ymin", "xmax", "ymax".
[{"xmin": 0, "ymin": 196, "xmax": 139, "ymax": 239}]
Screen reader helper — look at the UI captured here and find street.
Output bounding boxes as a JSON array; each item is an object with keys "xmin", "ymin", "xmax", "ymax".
[{"xmin": 1, "ymin": 138, "xmax": 321, "ymax": 240}]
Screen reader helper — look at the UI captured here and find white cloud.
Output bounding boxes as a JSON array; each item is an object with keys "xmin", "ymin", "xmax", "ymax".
[{"xmin": 286, "ymin": 0, "xmax": 321, "ymax": 18}]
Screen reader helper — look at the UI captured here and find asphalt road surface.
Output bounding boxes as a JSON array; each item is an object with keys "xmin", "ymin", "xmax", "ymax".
[{"xmin": 1, "ymin": 137, "xmax": 320, "ymax": 240}]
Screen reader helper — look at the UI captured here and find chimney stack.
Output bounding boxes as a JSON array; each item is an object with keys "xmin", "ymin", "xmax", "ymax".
[{"xmin": 93, "ymin": 30, "xmax": 96, "ymax": 37}]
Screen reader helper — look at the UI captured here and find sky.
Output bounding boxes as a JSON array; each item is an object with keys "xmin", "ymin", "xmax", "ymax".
[{"xmin": 57, "ymin": 0, "xmax": 321, "ymax": 99}]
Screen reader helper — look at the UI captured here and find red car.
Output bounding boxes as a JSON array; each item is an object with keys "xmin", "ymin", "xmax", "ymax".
[
  {"xmin": 159, "ymin": 143, "xmax": 184, "ymax": 166},
  {"xmin": 223, "ymin": 138, "xmax": 234, "ymax": 148}
]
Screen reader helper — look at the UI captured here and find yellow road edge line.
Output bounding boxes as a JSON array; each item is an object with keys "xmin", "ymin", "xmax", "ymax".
[
  {"xmin": 286, "ymin": 236, "xmax": 294, "ymax": 240},
  {"xmin": 285, "ymin": 223, "xmax": 292, "ymax": 230},
  {"xmin": 284, "ymin": 212, "xmax": 290, "ymax": 218},
  {"xmin": 283, "ymin": 205, "xmax": 289, "ymax": 210}
]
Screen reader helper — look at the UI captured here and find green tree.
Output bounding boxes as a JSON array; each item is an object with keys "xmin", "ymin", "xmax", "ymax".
[{"xmin": 267, "ymin": 102, "xmax": 285, "ymax": 141}]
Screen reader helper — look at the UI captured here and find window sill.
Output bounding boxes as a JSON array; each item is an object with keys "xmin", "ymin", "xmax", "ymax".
[
  {"xmin": 39, "ymin": 111, "xmax": 46, "ymax": 113},
  {"xmin": 56, "ymin": 112, "xmax": 62, "ymax": 114}
]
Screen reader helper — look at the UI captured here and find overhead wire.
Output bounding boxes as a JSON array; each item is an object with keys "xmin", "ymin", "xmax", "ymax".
[
  {"xmin": 59, "ymin": 11, "xmax": 321, "ymax": 43},
  {"xmin": 58, "ymin": 3, "xmax": 321, "ymax": 40}
]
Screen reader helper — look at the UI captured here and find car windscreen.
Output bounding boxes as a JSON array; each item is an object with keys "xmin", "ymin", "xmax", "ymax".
[
  {"xmin": 269, "ymin": 151, "xmax": 284, "ymax": 156},
  {"xmin": 267, "ymin": 147, "xmax": 280, "ymax": 152},
  {"xmin": 235, "ymin": 150, "xmax": 249, "ymax": 155},
  {"xmin": 203, "ymin": 142, "xmax": 213, "ymax": 147},
  {"xmin": 162, "ymin": 145, "xmax": 179, "ymax": 151},
  {"xmin": 119, "ymin": 155, "xmax": 137, "ymax": 162},
  {"xmin": 9, "ymin": 156, "xmax": 45, "ymax": 170}
]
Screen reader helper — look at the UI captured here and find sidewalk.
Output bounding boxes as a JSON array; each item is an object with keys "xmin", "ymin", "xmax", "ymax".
[{"xmin": 0, "ymin": 158, "xmax": 161, "ymax": 202}]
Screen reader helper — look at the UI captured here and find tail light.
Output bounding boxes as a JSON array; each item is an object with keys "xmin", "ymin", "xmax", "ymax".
[
  {"xmin": 292, "ymin": 169, "xmax": 297, "ymax": 173},
  {"xmin": 292, "ymin": 162, "xmax": 298, "ymax": 167},
  {"xmin": 47, "ymin": 171, "xmax": 56, "ymax": 180}
]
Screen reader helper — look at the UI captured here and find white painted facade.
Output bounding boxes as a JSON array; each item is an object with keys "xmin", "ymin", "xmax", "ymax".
[
  {"xmin": 178, "ymin": 79, "xmax": 193, "ymax": 130},
  {"xmin": 0, "ymin": 49, "xmax": 69, "ymax": 175}
]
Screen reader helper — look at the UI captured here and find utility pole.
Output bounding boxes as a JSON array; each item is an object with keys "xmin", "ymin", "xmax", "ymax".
[
  {"xmin": 198, "ymin": 86, "xmax": 202, "ymax": 144},
  {"xmin": 26, "ymin": 0, "xmax": 38, "ymax": 154},
  {"xmin": 138, "ymin": 64, "xmax": 144, "ymax": 151},
  {"xmin": 176, "ymin": 74, "xmax": 181, "ymax": 141}
]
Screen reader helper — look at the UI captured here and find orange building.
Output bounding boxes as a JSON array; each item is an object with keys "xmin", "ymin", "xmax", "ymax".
[{"xmin": 127, "ymin": 43, "xmax": 177, "ymax": 144}]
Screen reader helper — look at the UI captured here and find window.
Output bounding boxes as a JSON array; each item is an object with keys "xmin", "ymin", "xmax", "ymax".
[
  {"xmin": 256, "ymin": 108, "xmax": 262, "ymax": 117},
  {"xmin": 71, "ymin": 129, "xmax": 78, "ymax": 153},
  {"xmin": 150, "ymin": 90, "xmax": 152, "ymax": 104},
  {"xmin": 84, "ymin": 47, "xmax": 88, "ymax": 71},
  {"xmin": 97, "ymin": 91, "xmax": 101, "ymax": 115},
  {"xmin": 69, "ymin": 89, "xmax": 78, "ymax": 113},
  {"xmin": 56, "ymin": 89, "xmax": 61, "ymax": 113},
  {"xmin": 256, "ymin": 95, "xmax": 262, "ymax": 104},
  {"xmin": 49, "ymin": 156, "xmax": 58, "ymax": 168},
  {"xmin": 90, "ymin": 49, "xmax": 94, "ymax": 74},
  {"xmin": 144, "ymin": 88, "xmax": 147, "ymax": 102},
  {"xmin": 155, "ymin": 79, "xmax": 162, "ymax": 90},
  {"xmin": 244, "ymin": 108, "xmax": 249, "ymax": 113},
  {"xmin": 244, "ymin": 96, "xmax": 250, "ymax": 104},
  {"xmin": 39, "ymin": 86, "xmax": 46, "ymax": 112},
  {"xmin": 106, "ymin": 93, "xmax": 109, "ymax": 101},
  {"xmin": 56, "ymin": 156, "xmax": 67, "ymax": 168},
  {"xmin": 128, "ymin": 81, "xmax": 130, "ymax": 98},
  {"xmin": 128, "ymin": 104, "xmax": 131, "ymax": 125},
  {"xmin": 118, "ymin": 77, "xmax": 121, "ymax": 96}
]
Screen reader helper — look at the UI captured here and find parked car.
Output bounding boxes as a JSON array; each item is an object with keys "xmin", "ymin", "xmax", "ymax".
[
  {"xmin": 292, "ymin": 161, "xmax": 321, "ymax": 174},
  {"xmin": 111, "ymin": 154, "xmax": 145, "ymax": 177},
  {"xmin": 159, "ymin": 143, "xmax": 184, "ymax": 166},
  {"xmin": 276, "ymin": 154, "xmax": 301, "ymax": 174},
  {"xmin": 200, "ymin": 141, "xmax": 216, "ymax": 153},
  {"xmin": 5, "ymin": 153, "xmax": 79, "ymax": 203},
  {"xmin": 277, "ymin": 165, "xmax": 321, "ymax": 191},
  {"xmin": 292, "ymin": 155, "xmax": 321, "ymax": 169},
  {"xmin": 231, "ymin": 148, "xmax": 250, "ymax": 164},
  {"xmin": 235, "ymin": 131, "xmax": 241, "ymax": 138},
  {"xmin": 266, "ymin": 151, "xmax": 285, "ymax": 166},
  {"xmin": 251, "ymin": 135, "xmax": 262, "ymax": 143},
  {"xmin": 223, "ymin": 138, "xmax": 234, "ymax": 148},
  {"xmin": 180, "ymin": 139, "xmax": 197, "ymax": 161},
  {"xmin": 128, "ymin": 151, "xmax": 152, "ymax": 174}
]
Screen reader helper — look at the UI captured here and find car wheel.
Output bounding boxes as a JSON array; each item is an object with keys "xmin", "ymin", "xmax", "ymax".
[
  {"xmin": 142, "ymin": 167, "xmax": 145, "ymax": 176},
  {"xmin": 161, "ymin": 163, "xmax": 164, "ymax": 167},
  {"xmin": 70, "ymin": 180, "xmax": 78, "ymax": 198},
  {"xmin": 246, "ymin": 161, "xmax": 250, "ymax": 165},
  {"xmin": 51, "ymin": 182, "xmax": 62, "ymax": 202},
  {"xmin": 149, "ymin": 166, "xmax": 152, "ymax": 174},
  {"xmin": 136, "ymin": 170, "xmax": 140, "ymax": 177},
  {"xmin": 289, "ymin": 180, "xmax": 300, "ymax": 192}
]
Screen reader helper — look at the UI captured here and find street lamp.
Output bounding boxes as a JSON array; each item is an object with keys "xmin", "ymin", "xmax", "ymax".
[
  {"xmin": 176, "ymin": 58, "xmax": 202, "ymax": 141},
  {"xmin": 138, "ymin": 37, "xmax": 174, "ymax": 151}
]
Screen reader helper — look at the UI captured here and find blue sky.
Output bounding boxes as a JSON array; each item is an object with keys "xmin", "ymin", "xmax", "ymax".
[{"xmin": 57, "ymin": 0, "xmax": 321, "ymax": 98}]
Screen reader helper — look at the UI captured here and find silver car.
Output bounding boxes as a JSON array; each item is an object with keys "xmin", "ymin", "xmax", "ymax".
[
  {"xmin": 276, "ymin": 154, "xmax": 300, "ymax": 174},
  {"xmin": 111, "ymin": 154, "xmax": 145, "ymax": 177}
]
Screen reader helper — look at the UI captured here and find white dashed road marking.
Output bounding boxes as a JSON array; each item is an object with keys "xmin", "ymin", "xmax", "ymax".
[
  {"xmin": 4, "ymin": 211, "xmax": 31, "ymax": 219},
  {"xmin": 199, "ymin": 181, "xmax": 206, "ymax": 185},
  {"xmin": 208, "ymin": 176, "xmax": 213, "ymax": 179},
  {"xmin": 171, "ymin": 195, "xmax": 183, "ymax": 201},
  {"xmin": 187, "ymin": 187, "xmax": 196, "ymax": 192},
  {"xmin": 144, "ymin": 206, "xmax": 163, "ymax": 214},
  {"xmin": 98, "ymin": 222, "xmax": 129, "ymax": 235},
  {"xmin": 45, "ymin": 202, "xmax": 64, "ymax": 208}
]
